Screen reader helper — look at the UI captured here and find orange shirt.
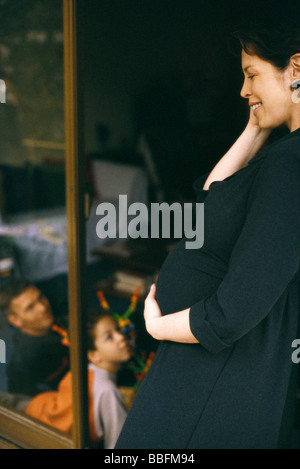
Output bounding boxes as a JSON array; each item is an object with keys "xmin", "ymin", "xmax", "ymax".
[{"xmin": 25, "ymin": 364, "xmax": 127, "ymax": 448}]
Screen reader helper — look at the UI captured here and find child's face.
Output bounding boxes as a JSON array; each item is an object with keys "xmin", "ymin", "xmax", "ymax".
[{"xmin": 90, "ymin": 316, "xmax": 133, "ymax": 372}]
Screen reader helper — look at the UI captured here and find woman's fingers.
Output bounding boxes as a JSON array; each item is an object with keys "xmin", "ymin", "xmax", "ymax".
[{"xmin": 146, "ymin": 283, "xmax": 156, "ymax": 301}]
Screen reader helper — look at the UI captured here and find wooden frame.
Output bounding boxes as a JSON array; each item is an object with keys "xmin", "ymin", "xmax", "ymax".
[
  {"xmin": 0, "ymin": 405, "xmax": 73, "ymax": 449},
  {"xmin": 63, "ymin": 0, "xmax": 90, "ymax": 449},
  {"xmin": 0, "ymin": 0, "xmax": 88, "ymax": 449}
]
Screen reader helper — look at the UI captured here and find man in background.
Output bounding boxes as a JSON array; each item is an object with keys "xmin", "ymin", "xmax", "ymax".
[{"xmin": 0, "ymin": 278, "xmax": 69, "ymax": 397}]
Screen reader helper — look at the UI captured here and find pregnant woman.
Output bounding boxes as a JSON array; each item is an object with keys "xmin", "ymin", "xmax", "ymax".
[{"xmin": 116, "ymin": 13, "xmax": 300, "ymax": 449}]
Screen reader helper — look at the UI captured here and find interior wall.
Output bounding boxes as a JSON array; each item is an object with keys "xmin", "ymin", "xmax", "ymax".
[
  {"xmin": 82, "ymin": 0, "xmax": 246, "ymax": 156},
  {"xmin": 0, "ymin": 0, "xmax": 248, "ymax": 200}
]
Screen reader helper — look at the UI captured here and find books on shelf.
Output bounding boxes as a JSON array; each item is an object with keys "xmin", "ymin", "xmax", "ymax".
[
  {"xmin": 113, "ymin": 269, "xmax": 153, "ymax": 296},
  {"xmin": 97, "ymin": 241, "xmax": 134, "ymax": 258}
]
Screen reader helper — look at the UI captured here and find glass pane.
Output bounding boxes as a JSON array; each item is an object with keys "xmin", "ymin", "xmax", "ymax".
[
  {"xmin": 80, "ymin": 1, "xmax": 247, "ymax": 449},
  {"xmin": 81, "ymin": 2, "xmax": 167, "ymax": 450},
  {"xmin": 0, "ymin": 0, "xmax": 72, "ymax": 440}
]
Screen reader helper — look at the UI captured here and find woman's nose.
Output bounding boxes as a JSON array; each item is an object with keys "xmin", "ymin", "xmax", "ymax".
[{"xmin": 240, "ymin": 79, "xmax": 251, "ymax": 99}]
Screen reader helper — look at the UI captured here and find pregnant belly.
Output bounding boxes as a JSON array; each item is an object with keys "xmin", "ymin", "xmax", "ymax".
[{"xmin": 156, "ymin": 238, "xmax": 226, "ymax": 314}]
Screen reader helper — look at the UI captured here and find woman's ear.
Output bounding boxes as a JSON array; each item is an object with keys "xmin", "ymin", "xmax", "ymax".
[{"xmin": 290, "ymin": 54, "xmax": 300, "ymax": 82}]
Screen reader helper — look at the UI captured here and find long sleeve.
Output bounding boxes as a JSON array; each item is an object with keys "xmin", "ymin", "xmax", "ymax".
[
  {"xmin": 193, "ymin": 172, "xmax": 209, "ymax": 202},
  {"xmin": 189, "ymin": 147, "xmax": 300, "ymax": 353},
  {"xmin": 99, "ymin": 388, "xmax": 127, "ymax": 449}
]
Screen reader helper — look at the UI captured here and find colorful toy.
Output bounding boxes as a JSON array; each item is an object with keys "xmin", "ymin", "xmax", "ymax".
[
  {"xmin": 52, "ymin": 324, "xmax": 71, "ymax": 347},
  {"xmin": 96, "ymin": 287, "xmax": 156, "ymax": 391},
  {"xmin": 96, "ymin": 287, "xmax": 141, "ymax": 345},
  {"xmin": 128, "ymin": 351, "xmax": 156, "ymax": 391}
]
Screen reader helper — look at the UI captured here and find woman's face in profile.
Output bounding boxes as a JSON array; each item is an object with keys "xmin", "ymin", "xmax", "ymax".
[{"xmin": 240, "ymin": 50, "xmax": 296, "ymax": 130}]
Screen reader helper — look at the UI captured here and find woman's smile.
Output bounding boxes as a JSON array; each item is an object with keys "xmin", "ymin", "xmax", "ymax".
[
  {"xmin": 251, "ymin": 102, "xmax": 262, "ymax": 115},
  {"xmin": 241, "ymin": 50, "xmax": 297, "ymax": 130}
]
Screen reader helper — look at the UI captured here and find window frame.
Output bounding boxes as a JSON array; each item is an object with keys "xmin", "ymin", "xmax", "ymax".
[{"xmin": 0, "ymin": 0, "xmax": 89, "ymax": 449}]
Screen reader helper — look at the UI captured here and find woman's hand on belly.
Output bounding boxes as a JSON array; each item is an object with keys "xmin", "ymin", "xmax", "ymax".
[
  {"xmin": 144, "ymin": 284, "xmax": 163, "ymax": 340},
  {"xmin": 144, "ymin": 284, "xmax": 199, "ymax": 344}
]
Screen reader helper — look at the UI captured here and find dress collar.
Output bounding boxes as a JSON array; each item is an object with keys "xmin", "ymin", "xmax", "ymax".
[{"xmin": 248, "ymin": 127, "xmax": 300, "ymax": 165}]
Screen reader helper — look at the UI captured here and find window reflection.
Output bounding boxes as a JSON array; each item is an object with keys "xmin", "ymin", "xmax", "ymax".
[
  {"xmin": 0, "ymin": 0, "xmax": 69, "ymax": 437},
  {"xmin": 0, "ymin": 0, "xmax": 170, "ymax": 447}
]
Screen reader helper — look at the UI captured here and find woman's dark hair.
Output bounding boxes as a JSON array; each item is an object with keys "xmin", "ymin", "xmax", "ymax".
[{"xmin": 229, "ymin": 9, "xmax": 300, "ymax": 70}]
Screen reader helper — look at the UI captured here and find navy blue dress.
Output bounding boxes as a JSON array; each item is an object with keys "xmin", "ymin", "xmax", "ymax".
[{"xmin": 116, "ymin": 128, "xmax": 300, "ymax": 449}]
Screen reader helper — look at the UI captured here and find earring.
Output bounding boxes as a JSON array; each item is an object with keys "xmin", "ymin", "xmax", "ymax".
[
  {"xmin": 291, "ymin": 80, "xmax": 300, "ymax": 89},
  {"xmin": 291, "ymin": 79, "xmax": 300, "ymax": 104}
]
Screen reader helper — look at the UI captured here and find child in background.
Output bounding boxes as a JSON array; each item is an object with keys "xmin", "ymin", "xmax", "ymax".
[{"xmin": 25, "ymin": 311, "xmax": 133, "ymax": 449}]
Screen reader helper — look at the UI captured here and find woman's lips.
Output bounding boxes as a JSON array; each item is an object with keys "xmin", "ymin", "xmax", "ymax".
[
  {"xmin": 251, "ymin": 102, "xmax": 262, "ymax": 116},
  {"xmin": 254, "ymin": 105, "xmax": 262, "ymax": 116}
]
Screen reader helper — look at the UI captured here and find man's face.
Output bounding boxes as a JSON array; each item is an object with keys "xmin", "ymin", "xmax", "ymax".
[{"xmin": 8, "ymin": 286, "xmax": 54, "ymax": 336}]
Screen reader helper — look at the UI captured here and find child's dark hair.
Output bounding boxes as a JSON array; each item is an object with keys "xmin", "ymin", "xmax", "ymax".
[
  {"xmin": 229, "ymin": 8, "xmax": 300, "ymax": 70},
  {"xmin": 86, "ymin": 308, "xmax": 115, "ymax": 351}
]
